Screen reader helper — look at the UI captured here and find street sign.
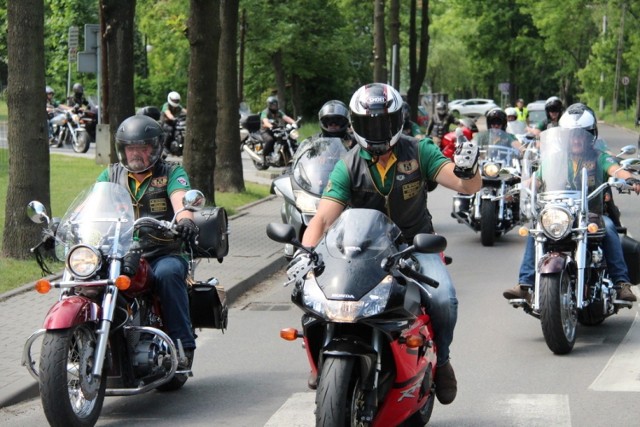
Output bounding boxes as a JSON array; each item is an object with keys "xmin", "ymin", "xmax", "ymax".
[
  {"xmin": 498, "ymin": 82, "xmax": 510, "ymax": 94},
  {"xmin": 68, "ymin": 26, "xmax": 79, "ymax": 50},
  {"xmin": 78, "ymin": 24, "xmax": 100, "ymax": 74},
  {"xmin": 622, "ymin": 76, "xmax": 630, "ymax": 86},
  {"xmin": 68, "ymin": 47, "xmax": 77, "ymax": 63}
]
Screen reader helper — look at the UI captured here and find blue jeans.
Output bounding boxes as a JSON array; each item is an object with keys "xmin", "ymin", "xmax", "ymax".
[
  {"xmin": 151, "ymin": 255, "xmax": 195, "ymax": 350},
  {"xmin": 415, "ymin": 253, "xmax": 458, "ymax": 366},
  {"xmin": 518, "ymin": 215, "xmax": 630, "ymax": 285}
]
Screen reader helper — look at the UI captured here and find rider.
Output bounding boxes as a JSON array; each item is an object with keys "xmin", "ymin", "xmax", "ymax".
[
  {"xmin": 426, "ymin": 101, "xmax": 459, "ymax": 147},
  {"xmin": 294, "ymin": 83, "xmax": 482, "ymax": 405},
  {"xmin": 96, "ymin": 114, "xmax": 199, "ymax": 369},
  {"xmin": 46, "ymin": 86, "xmax": 59, "ymax": 143},
  {"xmin": 161, "ymin": 91, "xmax": 187, "ymax": 153},
  {"xmin": 402, "ymin": 101, "xmax": 425, "ymax": 139},
  {"xmin": 529, "ymin": 96, "xmax": 563, "ymax": 136},
  {"xmin": 260, "ymin": 95, "xmax": 297, "ymax": 162},
  {"xmin": 65, "ymin": 82, "xmax": 90, "ymax": 110},
  {"xmin": 477, "ymin": 108, "xmax": 521, "ymax": 149},
  {"xmin": 316, "ymin": 99, "xmax": 356, "ymax": 149},
  {"xmin": 503, "ymin": 103, "xmax": 640, "ymax": 303}
]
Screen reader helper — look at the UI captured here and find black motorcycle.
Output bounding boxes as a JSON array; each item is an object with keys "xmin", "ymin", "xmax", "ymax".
[
  {"xmin": 240, "ymin": 115, "xmax": 301, "ymax": 170},
  {"xmin": 166, "ymin": 112, "xmax": 187, "ymax": 157}
]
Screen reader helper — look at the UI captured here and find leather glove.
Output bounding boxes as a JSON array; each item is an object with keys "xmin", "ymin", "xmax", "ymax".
[
  {"xmin": 176, "ymin": 218, "xmax": 199, "ymax": 247},
  {"xmin": 453, "ymin": 128, "xmax": 479, "ymax": 179},
  {"xmin": 122, "ymin": 240, "xmax": 143, "ymax": 277},
  {"xmin": 286, "ymin": 250, "xmax": 312, "ymax": 284}
]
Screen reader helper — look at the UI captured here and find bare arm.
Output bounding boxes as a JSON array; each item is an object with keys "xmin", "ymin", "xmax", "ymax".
[
  {"xmin": 301, "ymin": 199, "xmax": 345, "ymax": 247},
  {"xmin": 170, "ymin": 190, "xmax": 195, "ymax": 222},
  {"xmin": 435, "ymin": 162, "xmax": 482, "ymax": 194},
  {"xmin": 262, "ymin": 117, "xmax": 273, "ymax": 129},
  {"xmin": 608, "ymin": 164, "xmax": 640, "ymax": 194}
]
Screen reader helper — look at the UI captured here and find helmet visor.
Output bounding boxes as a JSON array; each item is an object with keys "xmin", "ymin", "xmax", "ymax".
[
  {"xmin": 351, "ymin": 110, "xmax": 402, "ymax": 143},
  {"xmin": 116, "ymin": 137, "xmax": 163, "ymax": 173}
]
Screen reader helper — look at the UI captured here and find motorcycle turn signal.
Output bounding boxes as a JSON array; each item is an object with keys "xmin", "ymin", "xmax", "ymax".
[{"xmin": 280, "ymin": 328, "xmax": 303, "ymax": 341}]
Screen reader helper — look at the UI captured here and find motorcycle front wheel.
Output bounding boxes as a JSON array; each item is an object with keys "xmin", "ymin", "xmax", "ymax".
[
  {"xmin": 316, "ymin": 356, "xmax": 365, "ymax": 427},
  {"xmin": 539, "ymin": 271, "xmax": 577, "ymax": 354},
  {"xmin": 39, "ymin": 325, "xmax": 106, "ymax": 427},
  {"xmin": 72, "ymin": 131, "xmax": 91, "ymax": 153},
  {"xmin": 480, "ymin": 199, "xmax": 497, "ymax": 247},
  {"xmin": 252, "ymin": 159, "xmax": 269, "ymax": 171}
]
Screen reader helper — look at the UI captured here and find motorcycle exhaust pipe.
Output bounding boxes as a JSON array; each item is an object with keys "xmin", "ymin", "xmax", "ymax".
[{"xmin": 242, "ymin": 144, "xmax": 264, "ymax": 163}]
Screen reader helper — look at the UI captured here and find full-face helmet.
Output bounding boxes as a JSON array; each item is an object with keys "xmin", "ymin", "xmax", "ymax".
[
  {"xmin": 436, "ymin": 101, "xmax": 448, "ymax": 118},
  {"xmin": 167, "ymin": 91, "xmax": 181, "ymax": 108},
  {"xmin": 349, "ymin": 83, "xmax": 404, "ymax": 156},
  {"xmin": 72, "ymin": 83, "xmax": 84, "ymax": 95},
  {"xmin": 266, "ymin": 96, "xmax": 279, "ymax": 112},
  {"xmin": 45, "ymin": 86, "xmax": 54, "ymax": 95},
  {"xmin": 559, "ymin": 102, "xmax": 598, "ymax": 146},
  {"xmin": 318, "ymin": 100, "xmax": 350, "ymax": 137},
  {"xmin": 544, "ymin": 96, "xmax": 564, "ymax": 120},
  {"xmin": 486, "ymin": 108, "xmax": 507, "ymax": 130},
  {"xmin": 115, "ymin": 115, "xmax": 164, "ymax": 173}
]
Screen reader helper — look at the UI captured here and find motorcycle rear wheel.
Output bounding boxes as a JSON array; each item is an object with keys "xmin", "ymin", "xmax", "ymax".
[
  {"xmin": 73, "ymin": 131, "xmax": 91, "ymax": 153},
  {"xmin": 480, "ymin": 199, "xmax": 497, "ymax": 247},
  {"xmin": 316, "ymin": 356, "xmax": 361, "ymax": 426},
  {"xmin": 539, "ymin": 272, "xmax": 577, "ymax": 354},
  {"xmin": 39, "ymin": 325, "xmax": 106, "ymax": 427}
]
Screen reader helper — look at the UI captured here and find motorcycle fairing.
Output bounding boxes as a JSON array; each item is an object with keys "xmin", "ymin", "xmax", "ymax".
[{"xmin": 42, "ymin": 295, "xmax": 101, "ymax": 329}]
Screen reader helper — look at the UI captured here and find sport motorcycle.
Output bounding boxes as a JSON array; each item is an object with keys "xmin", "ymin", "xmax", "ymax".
[
  {"xmin": 22, "ymin": 182, "xmax": 229, "ymax": 426},
  {"xmin": 267, "ymin": 208, "xmax": 447, "ymax": 426},
  {"xmin": 270, "ymin": 136, "xmax": 347, "ymax": 259},
  {"xmin": 505, "ymin": 127, "xmax": 640, "ymax": 354}
]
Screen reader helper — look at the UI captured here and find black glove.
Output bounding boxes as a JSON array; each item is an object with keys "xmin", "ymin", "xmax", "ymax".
[
  {"xmin": 122, "ymin": 240, "xmax": 143, "ymax": 277},
  {"xmin": 176, "ymin": 218, "xmax": 199, "ymax": 247},
  {"xmin": 453, "ymin": 128, "xmax": 479, "ymax": 179}
]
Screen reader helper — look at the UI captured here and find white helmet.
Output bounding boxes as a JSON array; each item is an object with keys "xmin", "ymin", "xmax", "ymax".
[
  {"xmin": 504, "ymin": 107, "xmax": 517, "ymax": 118},
  {"xmin": 167, "ymin": 91, "xmax": 181, "ymax": 107}
]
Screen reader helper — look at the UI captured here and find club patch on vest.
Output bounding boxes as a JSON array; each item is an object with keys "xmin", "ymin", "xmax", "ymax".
[
  {"xmin": 402, "ymin": 181, "xmax": 422, "ymax": 200},
  {"xmin": 149, "ymin": 198, "xmax": 168, "ymax": 213},
  {"xmin": 150, "ymin": 176, "xmax": 168, "ymax": 187},
  {"xmin": 397, "ymin": 159, "xmax": 418, "ymax": 175}
]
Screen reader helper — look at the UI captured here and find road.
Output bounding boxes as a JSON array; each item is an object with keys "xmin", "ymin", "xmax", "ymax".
[{"xmin": 1, "ymin": 124, "xmax": 639, "ymax": 426}]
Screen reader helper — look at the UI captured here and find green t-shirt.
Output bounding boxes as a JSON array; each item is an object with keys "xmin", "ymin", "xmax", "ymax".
[{"xmin": 323, "ymin": 138, "xmax": 449, "ymax": 205}]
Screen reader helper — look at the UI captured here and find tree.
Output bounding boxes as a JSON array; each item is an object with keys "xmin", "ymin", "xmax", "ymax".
[
  {"xmin": 373, "ymin": 0, "xmax": 387, "ymax": 82},
  {"xmin": 405, "ymin": 0, "xmax": 429, "ymax": 120},
  {"xmin": 182, "ymin": 0, "xmax": 220, "ymax": 202},
  {"xmin": 215, "ymin": 0, "xmax": 245, "ymax": 193},
  {"xmin": 2, "ymin": 0, "xmax": 48, "ymax": 259}
]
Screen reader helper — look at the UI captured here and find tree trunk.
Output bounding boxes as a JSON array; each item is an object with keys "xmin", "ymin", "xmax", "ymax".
[
  {"xmin": 103, "ymin": 0, "xmax": 136, "ymax": 163},
  {"xmin": 272, "ymin": 50, "xmax": 287, "ymax": 109},
  {"xmin": 406, "ymin": 0, "xmax": 429, "ymax": 119},
  {"xmin": 373, "ymin": 0, "xmax": 387, "ymax": 83},
  {"xmin": 184, "ymin": 0, "xmax": 220, "ymax": 202},
  {"xmin": 389, "ymin": 0, "xmax": 400, "ymax": 90},
  {"xmin": 215, "ymin": 0, "xmax": 245, "ymax": 193},
  {"xmin": 3, "ymin": 0, "xmax": 48, "ymax": 259}
]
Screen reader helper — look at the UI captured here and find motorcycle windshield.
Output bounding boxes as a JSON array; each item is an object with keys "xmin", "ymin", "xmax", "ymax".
[
  {"xmin": 292, "ymin": 137, "xmax": 347, "ymax": 196},
  {"xmin": 506, "ymin": 120, "xmax": 527, "ymax": 136},
  {"xmin": 54, "ymin": 182, "xmax": 135, "ymax": 261},
  {"xmin": 315, "ymin": 209, "xmax": 402, "ymax": 300},
  {"xmin": 476, "ymin": 129, "xmax": 520, "ymax": 164}
]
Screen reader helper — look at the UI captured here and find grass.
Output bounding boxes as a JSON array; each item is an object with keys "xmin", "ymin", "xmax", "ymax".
[{"xmin": 0, "ymin": 152, "xmax": 270, "ymax": 294}]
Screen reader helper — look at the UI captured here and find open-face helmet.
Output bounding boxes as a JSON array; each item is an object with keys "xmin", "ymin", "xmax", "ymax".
[
  {"xmin": 167, "ymin": 91, "xmax": 181, "ymax": 108},
  {"xmin": 349, "ymin": 83, "xmax": 404, "ymax": 156},
  {"xmin": 45, "ymin": 86, "xmax": 54, "ymax": 95},
  {"xmin": 318, "ymin": 100, "xmax": 350, "ymax": 137},
  {"xmin": 504, "ymin": 107, "xmax": 518, "ymax": 121},
  {"xmin": 72, "ymin": 83, "xmax": 84, "ymax": 95},
  {"xmin": 115, "ymin": 115, "xmax": 164, "ymax": 173},
  {"xmin": 266, "ymin": 96, "xmax": 279, "ymax": 111},
  {"xmin": 544, "ymin": 96, "xmax": 564, "ymax": 120}
]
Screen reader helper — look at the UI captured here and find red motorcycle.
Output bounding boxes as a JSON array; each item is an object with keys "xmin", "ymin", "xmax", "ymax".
[
  {"xmin": 267, "ymin": 209, "xmax": 446, "ymax": 426},
  {"xmin": 22, "ymin": 182, "xmax": 229, "ymax": 426}
]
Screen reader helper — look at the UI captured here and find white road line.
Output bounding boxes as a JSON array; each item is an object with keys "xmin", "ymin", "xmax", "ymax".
[
  {"xmin": 264, "ymin": 392, "xmax": 314, "ymax": 427},
  {"xmin": 589, "ymin": 312, "xmax": 640, "ymax": 392},
  {"xmin": 494, "ymin": 394, "xmax": 572, "ymax": 426}
]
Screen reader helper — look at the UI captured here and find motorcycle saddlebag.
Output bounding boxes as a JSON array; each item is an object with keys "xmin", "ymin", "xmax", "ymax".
[
  {"xmin": 621, "ymin": 234, "xmax": 640, "ymax": 285},
  {"xmin": 189, "ymin": 277, "xmax": 228, "ymax": 330},
  {"xmin": 192, "ymin": 207, "xmax": 229, "ymax": 262},
  {"xmin": 241, "ymin": 114, "xmax": 261, "ymax": 133}
]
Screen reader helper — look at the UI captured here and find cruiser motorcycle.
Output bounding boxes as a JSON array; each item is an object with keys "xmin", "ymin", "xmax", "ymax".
[
  {"xmin": 22, "ymin": 182, "xmax": 229, "ymax": 426},
  {"xmin": 240, "ymin": 115, "xmax": 301, "ymax": 170},
  {"xmin": 271, "ymin": 136, "xmax": 347, "ymax": 259},
  {"xmin": 267, "ymin": 209, "xmax": 447, "ymax": 426},
  {"xmin": 505, "ymin": 127, "xmax": 640, "ymax": 354},
  {"xmin": 49, "ymin": 107, "xmax": 92, "ymax": 153},
  {"xmin": 166, "ymin": 112, "xmax": 187, "ymax": 157},
  {"xmin": 451, "ymin": 128, "xmax": 528, "ymax": 246}
]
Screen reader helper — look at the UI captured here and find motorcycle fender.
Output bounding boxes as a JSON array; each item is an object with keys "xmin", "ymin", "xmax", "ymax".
[
  {"xmin": 42, "ymin": 295, "xmax": 101, "ymax": 330},
  {"xmin": 539, "ymin": 252, "xmax": 568, "ymax": 274},
  {"xmin": 323, "ymin": 340, "xmax": 377, "ymax": 387}
]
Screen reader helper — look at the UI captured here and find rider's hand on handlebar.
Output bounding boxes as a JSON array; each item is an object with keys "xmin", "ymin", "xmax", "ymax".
[
  {"xmin": 626, "ymin": 177, "xmax": 640, "ymax": 194},
  {"xmin": 286, "ymin": 250, "xmax": 311, "ymax": 283},
  {"xmin": 176, "ymin": 218, "xmax": 199, "ymax": 247}
]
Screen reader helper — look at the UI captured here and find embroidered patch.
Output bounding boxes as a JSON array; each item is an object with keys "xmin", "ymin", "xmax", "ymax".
[
  {"xmin": 397, "ymin": 159, "xmax": 418, "ymax": 175},
  {"xmin": 177, "ymin": 177, "xmax": 188, "ymax": 186},
  {"xmin": 149, "ymin": 198, "xmax": 168, "ymax": 213},
  {"xmin": 151, "ymin": 176, "xmax": 168, "ymax": 187},
  {"xmin": 402, "ymin": 181, "xmax": 422, "ymax": 200}
]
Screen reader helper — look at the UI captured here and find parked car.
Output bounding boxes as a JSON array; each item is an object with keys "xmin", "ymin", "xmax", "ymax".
[
  {"xmin": 447, "ymin": 99, "xmax": 466, "ymax": 109},
  {"xmin": 527, "ymin": 100, "xmax": 546, "ymax": 125},
  {"xmin": 450, "ymin": 98, "xmax": 499, "ymax": 118}
]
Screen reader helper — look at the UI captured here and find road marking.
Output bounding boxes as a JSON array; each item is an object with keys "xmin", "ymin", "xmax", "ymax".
[
  {"xmin": 589, "ymin": 312, "xmax": 640, "ymax": 392},
  {"xmin": 264, "ymin": 392, "xmax": 314, "ymax": 427}
]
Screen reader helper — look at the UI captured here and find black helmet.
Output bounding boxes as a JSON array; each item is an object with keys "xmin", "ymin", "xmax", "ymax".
[
  {"xmin": 436, "ymin": 101, "xmax": 448, "ymax": 117},
  {"xmin": 559, "ymin": 102, "xmax": 598, "ymax": 139},
  {"xmin": 72, "ymin": 83, "xmax": 84, "ymax": 95},
  {"xmin": 136, "ymin": 106, "xmax": 161, "ymax": 122},
  {"xmin": 318, "ymin": 100, "xmax": 350, "ymax": 136},
  {"xmin": 349, "ymin": 83, "xmax": 404, "ymax": 156},
  {"xmin": 266, "ymin": 95, "xmax": 279, "ymax": 110},
  {"xmin": 115, "ymin": 115, "xmax": 164, "ymax": 173},
  {"xmin": 544, "ymin": 96, "xmax": 564, "ymax": 120},
  {"xmin": 45, "ymin": 86, "xmax": 54, "ymax": 95},
  {"xmin": 486, "ymin": 108, "xmax": 507, "ymax": 130}
]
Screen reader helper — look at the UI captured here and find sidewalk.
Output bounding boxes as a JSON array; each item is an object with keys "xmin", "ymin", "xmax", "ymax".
[{"xmin": 0, "ymin": 183, "xmax": 288, "ymax": 409}]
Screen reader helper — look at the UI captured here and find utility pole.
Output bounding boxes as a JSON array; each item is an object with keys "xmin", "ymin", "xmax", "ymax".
[{"xmin": 612, "ymin": 2, "xmax": 626, "ymax": 115}]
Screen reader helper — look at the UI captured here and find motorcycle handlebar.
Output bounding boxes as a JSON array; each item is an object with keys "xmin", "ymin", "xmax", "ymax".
[{"xmin": 399, "ymin": 266, "xmax": 440, "ymax": 289}]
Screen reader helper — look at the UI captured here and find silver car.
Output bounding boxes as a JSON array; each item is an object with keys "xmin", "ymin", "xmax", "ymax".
[{"xmin": 450, "ymin": 98, "xmax": 499, "ymax": 118}]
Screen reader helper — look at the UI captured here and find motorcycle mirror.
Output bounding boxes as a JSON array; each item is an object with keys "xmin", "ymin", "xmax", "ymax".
[
  {"xmin": 497, "ymin": 167, "xmax": 519, "ymax": 181},
  {"xmin": 182, "ymin": 190, "xmax": 206, "ymax": 212},
  {"xmin": 619, "ymin": 145, "xmax": 637, "ymax": 156},
  {"xmin": 620, "ymin": 158, "xmax": 640, "ymax": 172},
  {"xmin": 413, "ymin": 233, "xmax": 447, "ymax": 254},
  {"xmin": 26, "ymin": 201, "xmax": 50, "ymax": 225},
  {"xmin": 266, "ymin": 222, "xmax": 298, "ymax": 244}
]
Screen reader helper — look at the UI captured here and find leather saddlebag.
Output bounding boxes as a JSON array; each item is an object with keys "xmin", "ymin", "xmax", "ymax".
[
  {"xmin": 189, "ymin": 277, "xmax": 228, "ymax": 330},
  {"xmin": 193, "ymin": 207, "xmax": 229, "ymax": 261},
  {"xmin": 621, "ymin": 234, "xmax": 640, "ymax": 285}
]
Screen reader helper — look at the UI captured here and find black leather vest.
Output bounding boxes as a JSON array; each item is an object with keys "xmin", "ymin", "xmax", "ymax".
[
  {"xmin": 344, "ymin": 135, "xmax": 433, "ymax": 242},
  {"xmin": 108, "ymin": 162, "xmax": 182, "ymax": 259}
]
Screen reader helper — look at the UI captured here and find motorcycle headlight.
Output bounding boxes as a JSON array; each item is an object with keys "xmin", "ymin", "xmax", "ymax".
[
  {"xmin": 539, "ymin": 207, "xmax": 573, "ymax": 240},
  {"xmin": 290, "ymin": 129, "xmax": 299, "ymax": 140},
  {"xmin": 482, "ymin": 162, "xmax": 500, "ymax": 178},
  {"xmin": 294, "ymin": 190, "xmax": 319, "ymax": 214},
  {"xmin": 67, "ymin": 245, "xmax": 101, "ymax": 278},
  {"xmin": 302, "ymin": 276, "xmax": 393, "ymax": 322}
]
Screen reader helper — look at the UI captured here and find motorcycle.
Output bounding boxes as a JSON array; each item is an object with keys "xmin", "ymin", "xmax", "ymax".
[
  {"xmin": 267, "ymin": 209, "xmax": 447, "ymax": 426},
  {"xmin": 166, "ymin": 112, "xmax": 187, "ymax": 157},
  {"xmin": 451, "ymin": 128, "xmax": 528, "ymax": 246},
  {"xmin": 240, "ymin": 115, "xmax": 301, "ymax": 170},
  {"xmin": 270, "ymin": 136, "xmax": 347, "ymax": 259},
  {"xmin": 505, "ymin": 127, "xmax": 640, "ymax": 354},
  {"xmin": 49, "ymin": 107, "xmax": 92, "ymax": 153},
  {"xmin": 22, "ymin": 182, "xmax": 229, "ymax": 426}
]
